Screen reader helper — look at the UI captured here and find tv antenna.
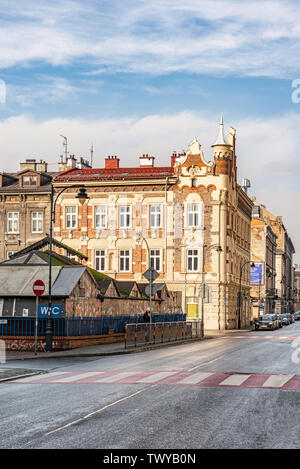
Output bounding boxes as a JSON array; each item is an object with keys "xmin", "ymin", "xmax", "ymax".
[{"xmin": 60, "ymin": 135, "xmax": 68, "ymax": 162}]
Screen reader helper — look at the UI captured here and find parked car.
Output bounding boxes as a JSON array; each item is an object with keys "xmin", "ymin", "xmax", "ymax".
[
  {"xmin": 279, "ymin": 314, "xmax": 290, "ymax": 326},
  {"xmin": 286, "ymin": 313, "xmax": 294, "ymax": 324},
  {"xmin": 294, "ymin": 311, "xmax": 300, "ymax": 320},
  {"xmin": 271, "ymin": 314, "xmax": 282, "ymax": 328},
  {"xmin": 255, "ymin": 315, "xmax": 278, "ymax": 330}
]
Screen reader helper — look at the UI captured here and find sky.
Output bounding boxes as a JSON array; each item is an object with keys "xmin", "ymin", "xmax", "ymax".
[{"xmin": 0, "ymin": 0, "xmax": 300, "ymax": 261}]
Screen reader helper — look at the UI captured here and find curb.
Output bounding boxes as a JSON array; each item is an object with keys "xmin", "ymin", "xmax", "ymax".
[
  {"xmin": 5, "ymin": 336, "xmax": 214, "ymax": 361},
  {"xmin": 0, "ymin": 371, "xmax": 44, "ymax": 383}
]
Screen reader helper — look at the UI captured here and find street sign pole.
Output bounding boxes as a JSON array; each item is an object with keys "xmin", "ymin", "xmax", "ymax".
[
  {"xmin": 33, "ymin": 279, "xmax": 45, "ymax": 355},
  {"xmin": 35, "ymin": 296, "xmax": 38, "ymax": 356}
]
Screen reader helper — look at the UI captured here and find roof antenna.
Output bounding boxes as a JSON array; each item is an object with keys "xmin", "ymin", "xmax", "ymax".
[
  {"xmin": 90, "ymin": 143, "xmax": 94, "ymax": 168},
  {"xmin": 60, "ymin": 135, "xmax": 68, "ymax": 162}
]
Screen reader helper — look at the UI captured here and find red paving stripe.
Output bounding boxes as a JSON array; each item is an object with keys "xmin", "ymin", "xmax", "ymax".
[{"xmin": 9, "ymin": 370, "xmax": 300, "ymax": 390}]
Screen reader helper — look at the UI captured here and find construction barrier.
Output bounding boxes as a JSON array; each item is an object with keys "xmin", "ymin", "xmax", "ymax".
[{"xmin": 124, "ymin": 321, "xmax": 202, "ymax": 348}]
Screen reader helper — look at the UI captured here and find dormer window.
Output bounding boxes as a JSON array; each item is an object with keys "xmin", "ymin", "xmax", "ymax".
[{"xmin": 23, "ymin": 175, "xmax": 37, "ymax": 186}]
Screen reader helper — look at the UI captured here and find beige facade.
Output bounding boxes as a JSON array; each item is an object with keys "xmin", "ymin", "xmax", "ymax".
[
  {"xmin": 54, "ymin": 120, "xmax": 253, "ymax": 330},
  {"xmin": 250, "ymin": 201, "xmax": 295, "ymax": 314},
  {"xmin": 250, "ymin": 211, "xmax": 277, "ymax": 318}
]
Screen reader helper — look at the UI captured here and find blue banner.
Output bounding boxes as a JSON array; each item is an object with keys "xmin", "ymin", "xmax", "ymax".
[
  {"xmin": 250, "ymin": 262, "xmax": 263, "ymax": 285},
  {"xmin": 38, "ymin": 304, "xmax": 62, "ymax": 318}
]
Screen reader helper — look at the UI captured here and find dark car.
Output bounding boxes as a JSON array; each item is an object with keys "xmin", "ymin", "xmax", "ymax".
[
  {"xmin": 279, "ymin": 314, "xmax": 290, "ymax": 326},
  {"xmin": 294, "ymin": 311, "xmax": 300, "ymax": 320},
  {"xmin": 271, "ymin": 314, "xmax": 282, "ymax": 328},
  {"xmin": 255, "ymin": 315, "xmax": 278, "ymax": 330}
]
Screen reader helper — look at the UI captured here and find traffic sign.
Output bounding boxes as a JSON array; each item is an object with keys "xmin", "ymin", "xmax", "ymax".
[
  {"xmin": 33, "ymin": 279, "xmax": 45, "ymax": 297},
  {"xmin": 143, "ymin": 267, "xmax": 159, "ymax": 282},
  {"xmin": 38, "ymin": 305, "xmax": 62, "ymax": 318},
  {"xmin": 145, "ymin": 283, "xmax": 163, "ymax": 297}
]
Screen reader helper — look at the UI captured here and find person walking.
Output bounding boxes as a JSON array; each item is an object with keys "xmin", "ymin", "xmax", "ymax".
[{"xmin": 143, "ymin": 307, "xmax": 150, "ymax": 343}]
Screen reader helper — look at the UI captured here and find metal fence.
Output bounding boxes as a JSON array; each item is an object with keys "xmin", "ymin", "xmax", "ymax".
[
  {"xmin": 0, "ymin": 314, "xmax": 186, "ymax": 338},
  {"xmin": 124, "ymin": 321, "xmax": 202, "ymax": 348}
]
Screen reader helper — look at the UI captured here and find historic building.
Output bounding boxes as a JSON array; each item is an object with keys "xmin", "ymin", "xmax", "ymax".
[
  {"xmin": 0, "ymin": 156, "xmax": 91, "ymax": 262},
  {"xmin": 53, "ymin": 118, "xmax": 253, "ymax": 330},
  {"xmin": 293, "ymin": 264, "xmax": 300, "ymax": 312},
  {"xmin": 250, "ymin": 206, "xmax": 277, "ymax": 317},
  {"xmin": 250, "ymin": 201, "xmax": 295, "ymax": 314}
]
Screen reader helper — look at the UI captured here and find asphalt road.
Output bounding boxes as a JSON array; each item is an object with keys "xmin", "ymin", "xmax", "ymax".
[{"xmin": 1, "ymin": 321, "xmax": 300, "ymax": 450}]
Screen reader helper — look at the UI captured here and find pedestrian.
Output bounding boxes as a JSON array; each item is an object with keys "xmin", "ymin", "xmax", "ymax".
[{"xmin": 143, "ymin": 307, "xmax": 150, "ymax": 323}]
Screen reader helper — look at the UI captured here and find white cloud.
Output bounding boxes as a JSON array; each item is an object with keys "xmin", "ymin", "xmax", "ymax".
[
  {"xmin": 1, "ymin": 0, "xmax": 300, "ymax": 77},
  {"xmin": 0, "ymin": 110, "xmax": 299, "ymax": 260}
]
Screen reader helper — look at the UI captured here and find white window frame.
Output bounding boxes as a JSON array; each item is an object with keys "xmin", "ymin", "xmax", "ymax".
[
  {"xmin": 94, "ymin": 205, "xmax": 107, "ymax": 229},
  {"xmin": 150, "ymin": 204, "xmax": 162, "ymax": 228},
  {"xmin": 31, "ymin": 211, "xmax": 43, "ymax": 233},
  {"xmin": 186, "ymin": 203, "xmax": 202, "ymax": 228},
  {"xmin": 119, "ymin": 249, "xmax": 131, "ymax": 272},
  {"xmin": 119, "ymin": 205, "xmax": 131, "ymax": 229},
  {"xmin": 65, "ymin": 206, "xmax": 78, "ymax": 229},
  {"xmin": 7, "ymin": 212, "xmax": 19, "ymax": 233},
  {"xmin": 95, "ymin": 249, "xmax": 106, "ymax": 272},
  {"xmin": 150, "ymin": 249, "xmax": 162, "ymax": 272},
  {"xmin": 187, "ymin": 249, "xmax": 199, "ymax": 272}
]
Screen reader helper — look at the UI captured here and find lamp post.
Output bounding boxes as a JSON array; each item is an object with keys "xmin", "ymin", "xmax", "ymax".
[
  {"xmin": 45, "ymin": 184, "xmax": 89, "ymax": 352},
  {"xmin": 237, "ymin": 260, "xmax": 255, "ymax": 330},
  {"xmin": 136, "ymin": 231, "xmax": 152, "ymax": 323},
  {"xmin": 198, "ymin": 244, "xmax": 222, "ymax": 338}
]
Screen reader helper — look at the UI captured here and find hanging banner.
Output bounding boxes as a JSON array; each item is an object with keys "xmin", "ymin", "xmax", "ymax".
[{"xmin": 250, "ymin": 262, "xmax": 263, "ymax": 285}]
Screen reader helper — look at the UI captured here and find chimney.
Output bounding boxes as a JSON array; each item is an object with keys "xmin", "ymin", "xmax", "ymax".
[
  {"xmin": 37, "ymin": 159, "xmax": 48, "ymax": 173},
  {"xmin": 20, "ymin": 159, "xmax": 37, "ymax": 172},
  {"xmin": 171, "ymin": 151, "xmax": 178, "ymax": 166},
  {"xmin": 105, "ymin": 155, "xmax": 120, "ymax": 169},
  {"xmin": 139, "ymin": 154, "xmax": 155, "ymax": 167},
  {"xmin": 67, "ymin": 155, "xmax": 77, "ymax": 169}
]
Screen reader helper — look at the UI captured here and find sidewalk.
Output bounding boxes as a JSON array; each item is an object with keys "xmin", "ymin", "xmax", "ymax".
[{"xmin": 0, "ymin": 327, "xmax": 254, "ymax": 382}]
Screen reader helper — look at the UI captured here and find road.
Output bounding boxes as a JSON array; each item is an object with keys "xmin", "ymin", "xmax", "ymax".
[{"xmin": 1, "ymin": 321, "xmax": 300, "ymax": 449}]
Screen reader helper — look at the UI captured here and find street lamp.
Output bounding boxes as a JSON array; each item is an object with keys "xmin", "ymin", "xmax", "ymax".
[
  {"xmin": 135, "ymin": 230, "xmax": 152, "ymax": 323},
  {"xmin": 199, "ymin": 244, "xmax": 222, "ymax": 338},
  {"xmin": 45, "ymin": 184, "xmax": 89, "ymax": 352},
  {"xmin": 237, "ymin": 260, "xmax": 255, "ymax": 330}
]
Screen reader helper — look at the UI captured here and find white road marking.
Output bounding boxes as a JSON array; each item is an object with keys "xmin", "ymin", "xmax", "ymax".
[
  {"xmin": 136, "ymin": 371, "xmax": 177, "ymax": 383},
  {"xmin": 17, "ymin": 372, "xmax": 69, "ymax": 383},
  {"xmin": 94, "ymin": 371, "xmax": 137, "ymax": 383},
  {"xmin": 53, "ymin": 372, "xmax": 104, "ymax": 383},
  {"xmin": 219, "ymin": 374, "xmax": 251, "ymax": 386},
  {"xmin": 262, "ymin": 374, "xmax": 294, "ymax": 388},
  {"xmin": 177, "ymin": 372, "xmax": 213, "ymax": 385}
]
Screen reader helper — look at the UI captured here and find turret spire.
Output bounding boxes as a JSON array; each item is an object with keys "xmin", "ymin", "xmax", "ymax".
[{"xmin": 212, "ymin": 114, "xmax": 230, "ymax": 146}]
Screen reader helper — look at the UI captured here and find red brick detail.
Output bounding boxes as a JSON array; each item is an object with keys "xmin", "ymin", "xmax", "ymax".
[{"xmin": 105, "ymin": 156, "xmax": 120, "ymax": 169}]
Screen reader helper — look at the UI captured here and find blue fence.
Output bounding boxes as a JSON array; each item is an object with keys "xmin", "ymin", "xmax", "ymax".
[{"xmin": 0, "ymin": 314, "xmax": 186, "ymax": 337}]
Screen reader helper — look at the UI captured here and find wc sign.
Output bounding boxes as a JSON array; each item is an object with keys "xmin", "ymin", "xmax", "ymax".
[{"xmin": 38, "ymin": 305, "xmax": 62, "ymax": 318}]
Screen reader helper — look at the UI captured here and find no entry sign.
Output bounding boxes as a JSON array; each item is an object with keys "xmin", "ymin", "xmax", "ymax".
[{"xmin": 33, "ymin": 279, "xmax": 45, "ymax": 297}]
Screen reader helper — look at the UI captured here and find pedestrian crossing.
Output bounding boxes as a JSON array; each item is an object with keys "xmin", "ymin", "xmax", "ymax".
[{"xmin": 9, "ymin": 369, "xmax": 300, "ymax": 390}]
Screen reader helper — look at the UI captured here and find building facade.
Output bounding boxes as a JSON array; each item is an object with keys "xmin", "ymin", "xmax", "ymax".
[
  {"xmin": 250, "ymin": 209, "xmax": 277, "ymax": 317},
  {"xmin": 293, "ymin": 265, "xmax": 300, "ymax": 312},
  {"xmin": 250, "ymin": 201, "xmax": 295, "ymax": 314},
  {"xmin": 53, "ymin": 119, "xmax": 253, "ymax": 330}
]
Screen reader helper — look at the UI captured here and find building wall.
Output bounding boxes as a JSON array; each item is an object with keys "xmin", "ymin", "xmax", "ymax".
[{"xmin": 54, "ymin": 129, "xmax": 253, "ymax": 330}]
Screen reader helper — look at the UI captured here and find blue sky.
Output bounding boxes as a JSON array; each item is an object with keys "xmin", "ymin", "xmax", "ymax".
[{"xmin": 0, "ymin": 0, "xmax": 300, "ymax": 260}]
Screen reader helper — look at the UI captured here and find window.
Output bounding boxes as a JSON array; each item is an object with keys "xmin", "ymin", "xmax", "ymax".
[
  {"xmin": 7, "ymin": 251, "xmax": 15, "ymax": 259},
  {"xmin": 23, "ymin": 175, "xmax": 37, "ymax": 186},
  {"xmin": 95, "ymin": 205, "xmax": 107, "ymax": 229},
  {"xmin": 150, "ymin": 205, "xmax": 162, "ymax": 228},
  {"xmin": 150, "ymin": 249, "xmax": 161, "ymax": 271},
  {"xmin": 65, "ymin": 206, "xmax": 77, "ymax": 229},
  {"xmin": 95, "ymin": 250, "xmax": 106, "ymax": 271},
  {"xmin": 187, "ymin": 249, "xmax": 199, "ymax": 272},
  {"xmin": 31, "ymin": 211, "xmax": 43, "ymax": 233},
  {"xmin": 187, "ymin": 204, "xmax": 202, "ymax": 228},
  {"xmin": 119, "ymin": 206, "xmax": 131, "ymax": 228},
  {"xmin": 7, "ymin": 212, "xmax": 19, "ymax": 233},
  {"xmin": 119, "ymin": 250, "xmax": 131, "ymax": 272}
]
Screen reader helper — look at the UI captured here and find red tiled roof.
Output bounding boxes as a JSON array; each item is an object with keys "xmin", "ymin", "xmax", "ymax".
[{"xmin": 55, "ymin": 166, "xmax": 175, "ymax": 181}]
